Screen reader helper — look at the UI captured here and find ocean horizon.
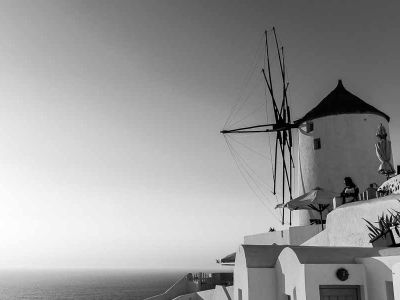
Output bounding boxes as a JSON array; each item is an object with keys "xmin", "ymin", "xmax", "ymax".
[{"xmin": 0, "ymin": 268, "xmax": 220, "ymax": 300}]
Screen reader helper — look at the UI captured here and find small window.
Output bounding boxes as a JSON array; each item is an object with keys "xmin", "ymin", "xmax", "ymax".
[
  {"xmin": 386, "ymin": 281, "xmax": 394, "ymax": 300},
  {"xmin": 314, "ymin": 138, "xmax": 321, "ymax": 150},
  {"xmin": 306, "ymin": 121, "xmax": 314, "ymax": 133},
  {"xmin": 238, "ymin": 289, "xmax": 243, "ymax": 300}
]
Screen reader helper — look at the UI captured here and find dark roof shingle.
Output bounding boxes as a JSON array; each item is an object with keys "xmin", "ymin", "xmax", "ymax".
[{"xmin": 295, "ymin": 80, "xmax": 389, "ymax": 124}]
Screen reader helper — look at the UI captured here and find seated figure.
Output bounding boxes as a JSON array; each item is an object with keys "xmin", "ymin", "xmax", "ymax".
[
  {"xmin": 340, "ymin": 177, "xmax": 359, "ymax": 205},
  {"xmin": 365, "ymin": 183, "xmax": 378, "ymax": 200}
]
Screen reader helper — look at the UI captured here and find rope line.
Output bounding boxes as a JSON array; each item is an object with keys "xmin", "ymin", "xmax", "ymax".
[
  {"xmin": 225, "ymin": 77, "xmax": 264, "ymax": 129},
  {"xmin": 224, "ymin": 136, "xmax": 283, "ymax": 223},
  {"xmin": 224, "ymin": 34, "xmax": 264, "ymax": 128},
  {"xmin": 227, "ymin": 137, "xmax": 272, "ymax": 193},
  {"xmin": 226, "ymin": 135, "xmax": 286, "ymax": 201},
  {"xmin": 227, "ymin": 90, "xmax": 265, "ymax": 128},
  {"xmin": 227, "ymin": 134, "xmax": 271, "ymax": 161}
]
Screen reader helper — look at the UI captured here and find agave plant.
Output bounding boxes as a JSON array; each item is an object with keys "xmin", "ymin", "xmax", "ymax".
[
  {"xmin": 364, "ymin": 217, "xmax": 385, "ymax": 240},
  {"xmin": 364, "ymin": 208, "xmax": 400, "ymax": 240}
]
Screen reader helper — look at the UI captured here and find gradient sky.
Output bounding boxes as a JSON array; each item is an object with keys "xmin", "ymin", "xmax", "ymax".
[{"xmin": 0, "ymin": 0, "xmax": 400, "ymax": 269}]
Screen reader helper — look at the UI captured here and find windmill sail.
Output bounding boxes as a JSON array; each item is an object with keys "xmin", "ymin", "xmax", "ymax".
[{"xmin": 221, "ymin": 28, "xmax": 296, "ymax": 225}]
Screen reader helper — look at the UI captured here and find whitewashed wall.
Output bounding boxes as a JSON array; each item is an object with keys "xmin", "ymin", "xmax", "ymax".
[
  {"xmin": 296, "ymin": 113, "xmax": 391, "ymax": 225},
  {"xmin": 275, "ymin": 248, "xmax": 306, "ymax": 300},
  {"xmin": 357, "ymin": 256, "xmax": 398, "ymax": 300},
  {"xmin": 234, "ymin": 246, "xmax": 277, "ymax": 300},
  {"xmin": 233, "ymin": 246, "xmax": 249, "ymax": 300},
  {"xmin": 244, "ymin": 225, "xmax": 322, "ymax": 246},
  {"xmin": 247, "ymin": 269, "xmax": 276, "ymax": 300},
  {"xmin": 392, "ymin": 263, "xmax": 400, "ymax": 300},
  {"xmin": 326, "ymin": 195, "xmax": 400, "ymax": 247},
  {"xmin": 304, "ymin": 264, "xmax": 367, "ymax": 300}
]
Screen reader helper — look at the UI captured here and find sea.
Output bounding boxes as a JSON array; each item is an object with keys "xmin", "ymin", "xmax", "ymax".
[{"xmin": 0, "ymin": 269, "xmax": 197, "ymax": 300}]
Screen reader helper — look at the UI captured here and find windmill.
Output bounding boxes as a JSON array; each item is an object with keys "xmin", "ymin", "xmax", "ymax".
[{"xmin": 221, "ymin": 28, "xmax": 296, "ymax": 225}]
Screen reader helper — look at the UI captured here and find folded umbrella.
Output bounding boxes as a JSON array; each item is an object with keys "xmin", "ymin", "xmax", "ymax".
[{"xmin": 375, "ymin": 123, "xmax": 395, "ymax": 179}]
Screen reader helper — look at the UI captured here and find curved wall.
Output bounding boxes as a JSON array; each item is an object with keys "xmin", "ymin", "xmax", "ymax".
[
  {"xmin": 296, "ymin": 113, "xmax": 392, "ymax": 225},
  {"xmin": 234, "ymin": 246, "xmax": 250, "ymax": 300}
]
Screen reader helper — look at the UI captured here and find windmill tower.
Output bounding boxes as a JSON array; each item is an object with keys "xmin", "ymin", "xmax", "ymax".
[
  {"xmin": 294, "ymin": 80, "xmax": 392, "ymax": 225},
  {"xmin": 221, "ymin": 29, "xmax": 393, "ymax": 228}
]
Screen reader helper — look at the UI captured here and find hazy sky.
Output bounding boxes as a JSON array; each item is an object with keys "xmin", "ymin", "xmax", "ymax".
[{"xmin": 1, "ymin": 0, "xmax": 400, "ymax": 269}]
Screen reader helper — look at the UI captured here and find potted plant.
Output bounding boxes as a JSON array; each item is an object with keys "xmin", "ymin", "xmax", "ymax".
[{"xmin": 364, "ymin": 210, "xmax": 400, "ymax": 247}]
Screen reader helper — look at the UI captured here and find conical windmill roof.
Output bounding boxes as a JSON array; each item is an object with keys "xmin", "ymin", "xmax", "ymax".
[{"xmin": 295, "ymin": 80, "xmax": 390, "ymax": 124}]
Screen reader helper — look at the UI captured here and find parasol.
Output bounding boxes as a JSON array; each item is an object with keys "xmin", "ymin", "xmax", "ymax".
[
  {"xmin": 276, "ymin": 187, "xmax": 337, "ymax": 229},
  {"xmin": 375, "ymin": 124, "xmax": 395, "ymax": 179}
]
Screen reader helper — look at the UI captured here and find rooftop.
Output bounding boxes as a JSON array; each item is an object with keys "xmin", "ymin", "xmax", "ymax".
[
  {"xmin": 240, "ymin": 244, "xmax": 382, "ymax": 268},
  {"xmin": 295, "ymin": 80, "xmax": 390, "ymax": 124}
]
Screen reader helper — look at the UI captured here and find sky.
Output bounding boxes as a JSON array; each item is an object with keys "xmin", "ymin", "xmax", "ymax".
[{"xmin": 0, "ymin": 0, "xmax": 400, "ymax": 269}]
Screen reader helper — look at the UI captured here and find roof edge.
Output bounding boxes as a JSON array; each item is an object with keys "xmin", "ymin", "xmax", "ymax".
[
  {"xmin": 295, "ymin": 111, "xmax": 390, "ymax": 125},
  {"xmin": 294, "ymin": 80, "xmax": 390, "ymax": 124}
]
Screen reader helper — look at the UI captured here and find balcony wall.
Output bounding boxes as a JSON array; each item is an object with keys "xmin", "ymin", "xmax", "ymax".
[{"xmin": 244, "ymin": 224, "xmax": 322, "ymax": 246}]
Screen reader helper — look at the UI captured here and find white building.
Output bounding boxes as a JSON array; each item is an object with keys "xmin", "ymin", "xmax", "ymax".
[
  {"xmin": 296, "ymin": 80, "xmax": 391, "ymax": 196},
  {"xmin": 233, "ymin": 194, "xmax": 400, "ymax": 300},
  {"xmin": 295, "ymin": 80, "xmax": 392, "ymax": 225},
  {"xmin": 147, "ymin": 81, "xmax": 400, "ymax": 300}
]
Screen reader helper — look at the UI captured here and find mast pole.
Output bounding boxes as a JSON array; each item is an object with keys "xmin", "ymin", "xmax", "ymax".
[
  {"xmin": 273, "ymin": 136, "xmax": 278, "ymax": 194},
  {"xmin": 289, "ymin": 153, "xmax": 292, "ymax": 226},
  {"xmin": 264, "ymin": 30, "xmax": 280, "ymax": 122},
  {"xmin": 282, "ymin": 142, "xmax": 285, "ymax": 225}
]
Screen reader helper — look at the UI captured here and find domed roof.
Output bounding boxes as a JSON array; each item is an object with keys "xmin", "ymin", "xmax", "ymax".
[{"xmin": 295, "ymin": 80, "xmax": 390, "ymax": 124}]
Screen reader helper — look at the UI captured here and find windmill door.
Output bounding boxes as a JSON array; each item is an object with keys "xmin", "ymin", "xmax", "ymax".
[{"xmin": 319, "ymin": 285, "xmax": 360, "ymax": 300}]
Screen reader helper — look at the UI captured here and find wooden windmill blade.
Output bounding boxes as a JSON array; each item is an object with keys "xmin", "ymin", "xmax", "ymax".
[
  {"xmin": 272, "ymin": 27, "xmax": 295, "ymax": 168},
  {"xmin": 264, "ymin": 28, "xmax": 292, "ymax": 225},
  {"xmin": 279, "ymin": 33, "xmax": 295, "ymax": 224},
  {"xmin": 221, "ymin": 28, "xmax": 296, "ymax": 225},
  {"xmin": 272, "ymin": 29, "xmax": 293, "ymax": 194},
  {"xmin": 273, "ymin": 27, "xmax": 295, "ymax": 211}
]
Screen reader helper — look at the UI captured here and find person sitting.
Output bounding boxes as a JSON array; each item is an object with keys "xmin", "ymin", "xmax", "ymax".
[
  {"xmin": 365, "ymin": 183, "xmax": 378, "ymax": 200},
  {"xmin": 340, "ymin": 177, "xmax": 359, "ymax": 204}
]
